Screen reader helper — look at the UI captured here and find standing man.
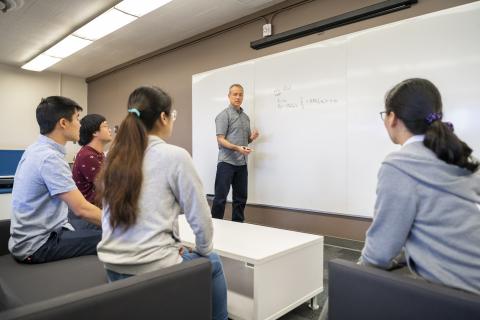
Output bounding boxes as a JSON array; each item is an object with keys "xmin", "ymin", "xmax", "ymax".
[
  {"xmin": 73, "ymin": 114, "xmax": 112, "ymax": 205},
  {"xmin": 211, "ymin": 84, "xmax": 259, "ymax": 222}
]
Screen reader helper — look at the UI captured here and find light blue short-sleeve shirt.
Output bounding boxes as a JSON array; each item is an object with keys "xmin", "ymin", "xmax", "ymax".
[{"xmin": 8, "ymin": 135, "xmax": 77, "ymax": 260}]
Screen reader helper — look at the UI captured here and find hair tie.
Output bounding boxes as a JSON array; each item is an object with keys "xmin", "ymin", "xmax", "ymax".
[
  {"xmin": 128, "ymin": 108, "xmax": 141, "ymax": 118},
  {"xmin": 425, "ymin": 112, "xmax": 442, "ymax": 125},
  {"xmin": 443, "ymin": 121, "xmax": 454, "ymax": 132}
]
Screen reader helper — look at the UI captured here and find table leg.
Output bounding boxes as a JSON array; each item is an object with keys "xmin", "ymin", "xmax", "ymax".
[{"xmin": 308, "ymin": 295, "xmax": 319, "ymax": 310}]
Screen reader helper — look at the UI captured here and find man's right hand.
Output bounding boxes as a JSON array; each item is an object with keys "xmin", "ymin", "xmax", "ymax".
[{"xmin": 236, "ymin": 146, "xmax": 253, "ymax": 155}]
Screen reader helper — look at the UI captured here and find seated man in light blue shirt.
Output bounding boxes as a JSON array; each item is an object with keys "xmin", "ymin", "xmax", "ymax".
[{"xmin": 8, "ymin": 96, "xmax": 102, "ymax": 263}]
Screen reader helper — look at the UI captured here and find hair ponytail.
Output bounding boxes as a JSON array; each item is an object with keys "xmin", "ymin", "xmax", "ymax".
[
  {"xmin": 385, "ymin": 78, "xmax": 478, "ymax": 173},
  {"xmin": 96, "ymin": 86, "xmax": 172, "ymax": 230},
  {"xmin": 424, "ymin": 120, "xmax": 478, "ymax": 172},
  {"xmin": 96, "ymin": 115, "xmax": 148, "ymax": 229}
]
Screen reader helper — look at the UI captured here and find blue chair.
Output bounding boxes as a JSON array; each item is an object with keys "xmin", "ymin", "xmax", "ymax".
[{"xmin": 0, "ymin": 150, "xmax": 24, "ymax": 194}]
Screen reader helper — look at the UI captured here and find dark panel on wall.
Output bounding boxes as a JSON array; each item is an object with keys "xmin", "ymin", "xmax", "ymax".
[
  {"xmin": 88, "ymin": 0, "xmax": 473, "ymax": 241},
  {"xmin": 221, "ymin": 204, "xmax": 371, "ymax": 241}
]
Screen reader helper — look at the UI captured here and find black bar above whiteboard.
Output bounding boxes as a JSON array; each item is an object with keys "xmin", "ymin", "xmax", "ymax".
[{"xmin": 250, "ymin": 0, "xmax": 418, "ymax": 50}]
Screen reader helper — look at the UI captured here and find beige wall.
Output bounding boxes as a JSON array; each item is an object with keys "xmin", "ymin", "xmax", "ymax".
[
  {"xmin": 0, "ymin": 63, "xmax": 87, "ymax": 162},
  {"xmin": 87, "ymin": 0, "xmax": 474, "ymax": 240}
]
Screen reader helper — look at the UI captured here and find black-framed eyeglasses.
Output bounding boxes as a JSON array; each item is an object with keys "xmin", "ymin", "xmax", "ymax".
[{"xmin": 379, "ymin": 111, "xmax": 388, "ymax": 121}]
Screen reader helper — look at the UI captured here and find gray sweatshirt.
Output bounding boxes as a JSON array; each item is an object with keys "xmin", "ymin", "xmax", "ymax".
[
  {"xmin": 361, "ymin": 140, "xmax": 480, "ymax": 294},
  {"xmin": 97, "ymin": 136, "xmax": 213, "ymax": 275}
]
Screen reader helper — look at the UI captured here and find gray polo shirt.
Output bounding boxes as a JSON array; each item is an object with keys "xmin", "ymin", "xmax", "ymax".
[
  {"xmin": 215, "ymin": 104, "xmax": 251, "ymax": 166},
  {"xmin": 9, "ymin": 135, "xmax": 77, "ymax": 260}
]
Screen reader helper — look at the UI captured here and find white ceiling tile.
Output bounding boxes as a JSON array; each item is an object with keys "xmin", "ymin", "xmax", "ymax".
[{"xmin": 0, "ymin": 0, "xmax": 284, "ymax": 77}]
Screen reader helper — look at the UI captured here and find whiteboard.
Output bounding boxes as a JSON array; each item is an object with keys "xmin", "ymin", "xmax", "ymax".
[
  {"xmin": 252, "ymin": 39, "xmax": 348, "ymax": 213},
  {"xmin": 192, "ymin": 61, "xmax": 255, "ymax": 202},
  {"xmin": 192, "ymin": 2, "xmax": 480, "ymax": 218}
]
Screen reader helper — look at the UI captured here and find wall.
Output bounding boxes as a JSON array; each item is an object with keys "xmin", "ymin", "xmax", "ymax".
[
  {"xmin": 87, "ymin": 0, "xmax": 474, "ymax": 241},
  {"xmin": 0, "ymin": 63, "xmax": 87, "ymax": 162},
  {"xmin": 0, "ymin": 64, "xmax": 87, "ymax": 220},
  {"xmin": 0, "ymin": 195, "xmax": 12, "ymax": 220}
]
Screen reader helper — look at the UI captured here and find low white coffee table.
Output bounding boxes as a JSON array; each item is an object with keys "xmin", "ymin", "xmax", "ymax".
[{"xmin": 179, "ymin": 215, "xmax": 323, "ymax": 320}]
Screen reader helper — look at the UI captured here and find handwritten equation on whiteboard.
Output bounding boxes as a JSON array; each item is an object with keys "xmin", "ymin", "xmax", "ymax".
[{"xmin": 273, "ymin": 85, "xmax": 339, "ymax": 109}]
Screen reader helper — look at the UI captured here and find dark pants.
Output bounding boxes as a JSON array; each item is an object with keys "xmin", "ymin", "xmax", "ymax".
[
  {"xmin": 211, "ymin": 162, "xmax": 248, "ymax": 222},
  {"xmin": 106, "ymin": 252, "xmax": 228, "ymax": 320},
  {"xmin": 25, "ymin": 217, "xmax": 101, "ymax": 264}
]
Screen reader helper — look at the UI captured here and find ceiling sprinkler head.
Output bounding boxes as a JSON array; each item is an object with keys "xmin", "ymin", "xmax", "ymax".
[{"xmin": 0, "ymin": 0, "xmax": 24, "ymax": 13}]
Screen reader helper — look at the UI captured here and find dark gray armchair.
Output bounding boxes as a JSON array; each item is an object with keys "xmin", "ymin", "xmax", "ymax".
[
  {"xmin": 0, "ymin": 219, "xmax": 212, "ymax": 320},
  {"xmin": 328, "ymin": 258, "xmax": 480, "ymax": 320}
]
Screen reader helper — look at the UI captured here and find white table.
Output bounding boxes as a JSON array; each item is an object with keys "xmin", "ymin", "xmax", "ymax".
[{"xmin": 179, "ymin": 215, "xmax": 323, "ymax": 320}]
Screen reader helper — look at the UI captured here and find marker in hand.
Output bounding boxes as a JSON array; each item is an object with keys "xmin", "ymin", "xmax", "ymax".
[{"xmin": 238, "ymin": 146, "xmax": 253, "ymax": 154}]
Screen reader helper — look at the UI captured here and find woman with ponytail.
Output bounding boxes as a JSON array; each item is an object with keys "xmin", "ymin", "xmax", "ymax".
[
  {"xmin": 360, "ymin": 78, "xmax": 480, "ymax": 294},
  {"xmin": 96, "ymin": 86, "xmax": 227, "ymax": 319}
]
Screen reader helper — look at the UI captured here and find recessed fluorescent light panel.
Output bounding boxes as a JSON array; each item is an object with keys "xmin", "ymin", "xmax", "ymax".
[
  {"xmin": 116, "ymin": 0, "xmax": 173, "ymax": 17},
  {"xmin": 21, "ymin": 54, "xmax": 61, "ymax": 72},
  {"xmin": 43, "ymin": 35, "xmax": 92, "ymax": 58},
  {"xmin": 73, "ymin": 8, "xmax": 136, "ymax": 41},
  {"xmin": 22, "ymin": 0, "xmax": 173, "ymax": 72}
]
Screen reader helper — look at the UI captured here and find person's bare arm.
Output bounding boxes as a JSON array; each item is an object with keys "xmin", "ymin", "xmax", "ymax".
[{"xmin": 59, "ymin": 189, "xmax": 101, "ymax": 226}]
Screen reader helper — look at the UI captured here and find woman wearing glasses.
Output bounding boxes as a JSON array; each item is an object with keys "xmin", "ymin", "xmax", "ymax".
[
  {"xmin": 361, "ymin": 78, "xmax": 480, "ymax": 294},
  {"xmin": 96, "ymin": 86, "xmax": 228, "ymax": 320}
]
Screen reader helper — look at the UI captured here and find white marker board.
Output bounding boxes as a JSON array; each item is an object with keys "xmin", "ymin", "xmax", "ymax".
[{"xmin": 192, "ymin": 3, "xmax": 480, "ymax": 217}]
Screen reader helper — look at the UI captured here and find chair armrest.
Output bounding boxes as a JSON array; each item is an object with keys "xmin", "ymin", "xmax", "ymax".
[
  {"xmin": 328, "ymin": 258, "xmax": 480, "ymax": 320},
  {"xmin": 0, "ymin": 258, "xmax": 212, "ymax": 320},
  {"xmin": 0, "ymin": 220, "xmax": 10, "ymax": 256}
]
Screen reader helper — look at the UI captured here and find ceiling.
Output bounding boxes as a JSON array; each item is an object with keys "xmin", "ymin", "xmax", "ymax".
[{"xmin": 0, "ymin": 0, "xmax": 285, "ymax": 78}]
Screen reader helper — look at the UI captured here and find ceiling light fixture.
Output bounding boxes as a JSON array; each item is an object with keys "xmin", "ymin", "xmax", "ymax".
[
  {"xmin": 21, "ymin": 0, "xmax": 173, "ymax": 72},
  {"xmin": 115, "ymin": 0, "xmax": 173, "ymax": 17},
  {"xmin": 21, "ymin": 54, "xmax": 61, "ymax": 72},
  {"xmin": 73, "ymin": 8, "xmax": 136, "ymax": 41},
  {"xmin": 43, "ymin": 35, "xmax": 92, "ymax": 58}
]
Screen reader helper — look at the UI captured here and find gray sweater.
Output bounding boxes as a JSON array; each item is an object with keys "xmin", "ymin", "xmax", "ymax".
[
  {"xmin": 97, "ymin": 136, "xmax": 213, "ymax": 275},
  {"xmin": 361, "ymin": 141, "xmax": 480, "ymax": 294}
]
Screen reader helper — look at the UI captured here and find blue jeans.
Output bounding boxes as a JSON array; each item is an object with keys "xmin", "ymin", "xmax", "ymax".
[
  {"xmin": 106, "ymin": 252, "xmax": 228, "ymax": 320},
  {"xmin": 105, "ymin": 269, "xmax": 132, "ymax": 282}
]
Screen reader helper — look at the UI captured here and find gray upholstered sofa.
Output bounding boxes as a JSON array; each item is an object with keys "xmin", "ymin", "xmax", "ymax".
[
  {"xmin": 328, "ymin": 258, "xmax": 480, "ymax": 320},
  {"xmin": 0, "ymin": 219, "xmax": 212, "ymax": 320}
]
